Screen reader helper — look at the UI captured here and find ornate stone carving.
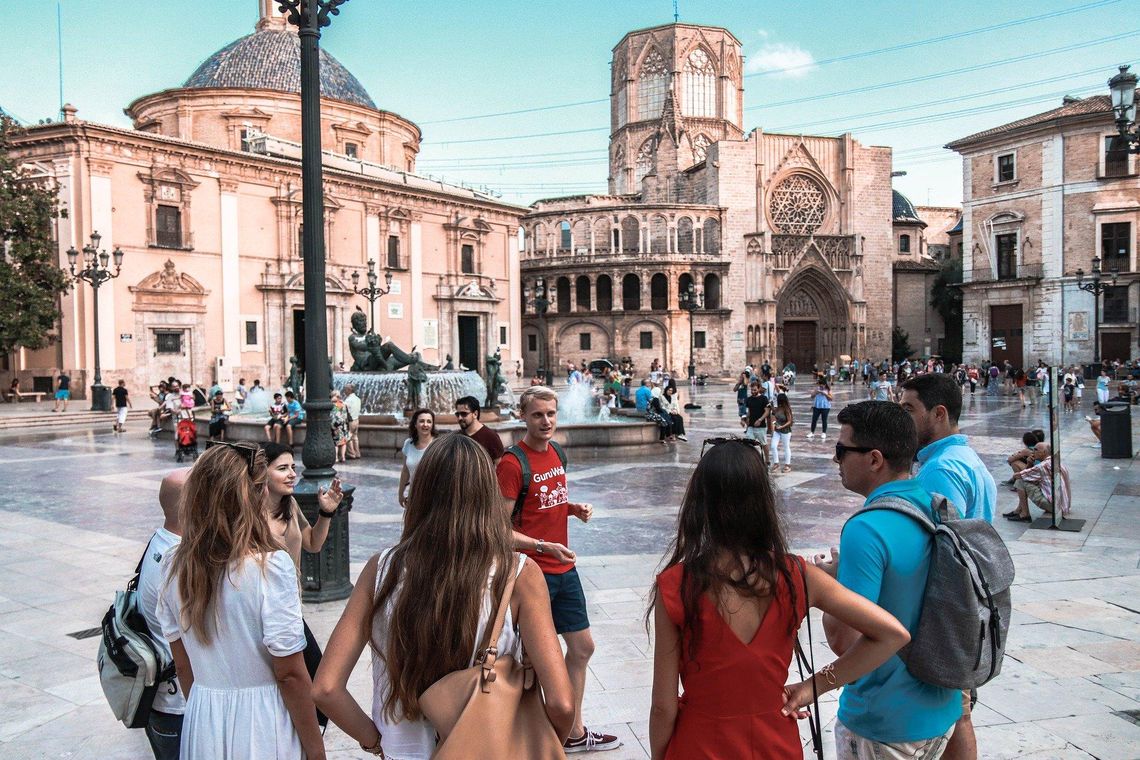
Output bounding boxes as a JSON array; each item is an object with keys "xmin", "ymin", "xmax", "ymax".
[
  {"xmin": 769, "ymin": 174, "xmax": 827, "ymax": 235},
  {"xmin": 785, "ymin": 289, "xmax": 816, "ymax": 318},
  {"xmin": 692, "ymin": 133, "xmax": 711, "ymax": 163}
]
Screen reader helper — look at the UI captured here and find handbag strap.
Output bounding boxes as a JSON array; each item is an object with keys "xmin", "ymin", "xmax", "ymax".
[
  {"xmin": 475, "ymin": 554, "xmax": 521, "ymax": 687},
  {"xmin": 793, "ymin": 556, "xmax": 824, "ymax": 760}
]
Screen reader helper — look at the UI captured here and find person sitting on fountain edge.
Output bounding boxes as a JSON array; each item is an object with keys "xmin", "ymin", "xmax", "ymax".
[{"xmin": 455, "ymin": 396, "xmax": 505, "ymax": 463}]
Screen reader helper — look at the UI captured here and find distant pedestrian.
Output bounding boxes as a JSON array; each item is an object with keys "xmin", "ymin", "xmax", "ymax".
[
  {"xmin": 1097, "ymin": 370, "xmax": 1111, "ymax": 405},
  {"xmin": 769, "ymin": 392, "xmax": 794, "ymax": 473},
  {"xmin": 662, "ymin": 384, "xmax": 687, "ymax": 442},
  {"xmin": 208, "ymin": 390, "xmax": 230, "ymax": 441},
  {"xmin": 733, "ymin": 371, "xmax": 750, "ymax": 418},
  {"xmin": 264, "ymin": 392, "xmax": 287, "ymax": 443},
  {"xmin": 807, "ymin": 378, "xmax": 833, "ymax": 441},
  {"xmin": 235, "ymin": 377, "xmax": 248, "ymax": 411},
  {"xmin": 329, "ymin": 389, "xmax": 349, "ymax": 463},
  {"xmin": 342, "ymin": 383, "xmax": 362, "ymax": 460},
  {"xmin": 743, "ymin": 381, "xmax": 770, "ymax": 443},
  {"xmin": 397, "ymin": 408, "xmax": 437, "ymax": 509},
  {"xmin": 52, "ymin": 372, "xmax": 71, "ymax": 412},
  {"xmin": 113, "ymin": 380, "xmax": 132, "ymax": 433},
  {"xmin": 283, "ymin": 390, "xmax": 305, "ymax": 447},
  {"xmin": 455, "ymin": 395, "xmax": 505, "ymax": 461}
]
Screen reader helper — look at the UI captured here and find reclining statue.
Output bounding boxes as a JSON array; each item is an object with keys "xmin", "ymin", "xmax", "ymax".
[{"xmin": 347, "ymin": 309, "xmax": 419, "ymax": 372}]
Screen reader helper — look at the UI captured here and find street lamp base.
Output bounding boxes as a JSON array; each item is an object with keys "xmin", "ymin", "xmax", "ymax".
[
  {"xmin": 295, "ymin": 478, "xmax": 356, "ymax": 603},
  {"xmin": 90, "ymin": 383, "xmax": 113, "ymax": 412}
]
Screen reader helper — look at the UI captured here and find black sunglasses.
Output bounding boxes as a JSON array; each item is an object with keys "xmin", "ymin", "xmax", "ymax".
[
  {"xmin": 205, "ymin": 440, "xmax": 259, "ymax": 473},
  {"xmin": 701, "ymin": 436, "xmax": 765, "ymax": 458},
  {"xmin": 834, "ymin": 442, "xmax": 876, "ymax": 461}
]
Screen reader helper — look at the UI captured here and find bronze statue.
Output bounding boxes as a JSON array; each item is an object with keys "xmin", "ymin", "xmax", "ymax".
[
  {"xmin": 347, "ymin": 309, "xmax": 418, "ymax": 372},
  {"xmin": 443, "ymin": 354, "xmax": 454, "ymax": 370},
  {"xmin": 286, "ymin": 356, "xmax": 303, "ymax": 399},
  {"xmin": 406, "ymin": 351, "xmax": 437, "ymax": 408},
  {"xmin": 485, "ymin": 349, "xmax": 507, "ymax": 408}
]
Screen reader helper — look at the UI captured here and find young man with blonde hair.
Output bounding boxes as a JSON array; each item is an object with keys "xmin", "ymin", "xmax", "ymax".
[{"xmin": 496, "ymin": 386, "xmax": 619, "ymax": 753}]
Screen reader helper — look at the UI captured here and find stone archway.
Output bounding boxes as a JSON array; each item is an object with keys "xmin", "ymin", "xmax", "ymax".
[{"xmin": 775, "ymin": 266, "xmax": 850, "ymax": 372}]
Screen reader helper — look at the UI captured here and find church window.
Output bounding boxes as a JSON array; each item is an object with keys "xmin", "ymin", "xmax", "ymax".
[
  {"xmin": 500, "ymin": 325, "xmax": 508, "ymax": 345},
  {"xmin": 899, "ymin": 234, "xmax": 911, "ymax": 253},
  {"xmin": 694, "ymin": 331, "xmax": 706, "ymax": 349},
  {"xmin": 579, "ymin": 333, "xmax": 591, "ymax": 351},
  {"xmin": 683, "ymin": 49, "xmax": 717, "ymax": 118},
  {"xmin": 677, "ymin": 217, "xmax": 694, "ymax": 254},
  {"xmin": 612, "ymin": 145, "xmax": 626, "ymax": 194},
  {"xmin": 995, "ymin": 233, "xmax": 1017, "ymax": 280},
  {"xmin": 576, "ymin": 275, "xmax": 591, "ymax": 310},
  {"xmin": 623, "ymin": 273, "xmax": 641, "ymax": 310},
  {"xmin": 155, "ymin": 205, "xmax": 182, "ymax": 248},
  {"xmin": 651, "ymin": 273, "xmax": 668, "ymax": 310},
  {"xmin": 1103, "ymin": 285, "xmax": 1129, "ymax": 323},
  {"xmin": 692, "ymin": 134, "xmax": 712, "ymax": 164},
  {"xmin": 461, "ymin": 244, "xmax": 475, "ymax": 274},
  {"xmin": 621, "ymin": 216, "xmax": 640, "ymax": 252},
  {"xmin": 724, "ymin": 80, "xmax": 738, "ymax": 126},
  {"xmin": 1102, "ymin": 222, "xmax": 1131, "ymax": 272},
  {"xmin": 556, "ymin": 277, "xmax": 571, "ymax": 312},
  {"xmin": 769, "ymin": 174, "xmax": 828, "ymax": 235},
  {"xmin": 244, "ymin": 320, "xmax": 259, "ymax": 349},
  {"xmin": 1104, "ymin": 136, "xmax": 1131, "ymax": 178},
  {"xmin": 640, "ymin": 331, "xmax": 653, "ymax": 349},
  {"xmin": 155, "ymin": 330, "xmax": 184, "ymax": 355},
  {"xmin": 597, "ymin": 275, "xmax": 613, "ymax": 310},
  {"xmin": 560, "ymin": 221, "xmax": 572, "ymax": 251},
  {"xmin": 637, "ymin": 49, "xmax": 668, "ymax": 120},
  {"xmin": 528, "ymin": 334, "xmax": 538, "ymax": 352},
  {"xmin": 702, "ymin": 218, "xmax": 721, "ymax": 254},
  {"xmin": 635, "ymin": 137, "xmax": 656, "ymax": 186},
  {"xmin": 345, "ymin": 142, "xmax": 358, "ymax": 158},
  {"xmin": 387, "ymin": 235, "xmax": 402, "ymax": 269},
  {"xmin": 703, "ymin": 273, "xmax": 721, "ymax": 310},
  {"xmin": 996, "ymin": 153, "xmax": 1016, "ymax": 183}
]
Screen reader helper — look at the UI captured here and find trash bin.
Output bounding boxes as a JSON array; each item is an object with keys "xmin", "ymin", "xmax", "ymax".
[{"xmin": 1099, "ymin": 402, "xmax": 1133, "ymax": 459}]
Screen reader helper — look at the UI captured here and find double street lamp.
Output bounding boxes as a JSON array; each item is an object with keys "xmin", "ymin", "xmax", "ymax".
[
  {"xmin": 679, "ymin": 281, "xmax": 704, "ymax": 381},
  {"xmin": 524, "ymin": 277, "xmax": 552, "ymax": 385},
  {"xmin": 350, "ymin": 258, "xmax": 393, "ymax": 334},
  {"xmin": 66, "ymin": 231, "xmax": 123, "ymax": 412},
  {"xmin": 1108, "ymin": 65, "xmax": 1139, "ymax": 153},
  {"xmin": 1076, "ymin": 255, "xmax": 1118, "ymax": 365}
]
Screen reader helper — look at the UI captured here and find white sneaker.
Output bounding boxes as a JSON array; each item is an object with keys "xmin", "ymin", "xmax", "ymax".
[
  {"xmin": 820, "ymin": 433, "xmax": 827, "ymax": 442},
  {"xmin": 806, "ymin": 432, "xmax": 815, "ymax": 440}
]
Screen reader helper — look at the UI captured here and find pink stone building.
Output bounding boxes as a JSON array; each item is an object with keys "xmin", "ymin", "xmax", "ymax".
[
  {"xmin": 5, "ymin": 3, "xmax": 525, "ymax": 400},
  {"xmin": 521, "ymin": 22, "xmax": 897, "ymax": 378}
]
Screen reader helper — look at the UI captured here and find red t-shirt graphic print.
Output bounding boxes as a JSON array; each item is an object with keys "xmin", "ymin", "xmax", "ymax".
[{"xmin": 496, "ymin": 440, "xmax": 571, "ymax": 575}]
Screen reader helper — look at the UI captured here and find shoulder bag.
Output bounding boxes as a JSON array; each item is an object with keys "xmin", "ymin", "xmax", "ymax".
[{"xmin": 418, "ymin": 556, "xmax": 566, "ymax": 759}]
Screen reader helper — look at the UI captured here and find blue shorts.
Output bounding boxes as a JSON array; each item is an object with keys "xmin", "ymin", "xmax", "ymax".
[
  {"xmin": 543, "ymin": 567, "xmax": 590, "ymax": 634},
  {"xmin": 55, "ymin": 390, "xmax": 70, "ymax": 400},
  {"xmin": 286, "ymin": 418, "xmax": 304, "ymax": 427}
]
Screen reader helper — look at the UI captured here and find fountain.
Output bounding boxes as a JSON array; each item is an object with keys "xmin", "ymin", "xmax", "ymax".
[{"xmin": 332, "ymin": 370, "xmax": 486, "ymax": 417}]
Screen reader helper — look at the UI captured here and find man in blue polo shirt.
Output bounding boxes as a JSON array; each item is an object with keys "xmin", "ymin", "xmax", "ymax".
[
  {"xmin": 899, "ymin": 372, "xmax": 996, "ymax": 760},
  {"xmin": 819, "ymin": 401, "xmax": 960, "ymax": 759},
  {"xmin": 634, "ymin": 379, "xmax": 652, "ymax": 412}
]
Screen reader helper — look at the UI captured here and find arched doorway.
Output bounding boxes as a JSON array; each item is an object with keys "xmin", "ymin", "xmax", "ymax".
[{"xmin": 776, "ymin": 267, "xmax": 850, "ymax": 372}]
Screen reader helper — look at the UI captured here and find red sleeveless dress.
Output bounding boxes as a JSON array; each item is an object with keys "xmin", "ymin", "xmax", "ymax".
[{"xmin": 657, "ymin": 558, "xmax": 807, "ymax": 759}]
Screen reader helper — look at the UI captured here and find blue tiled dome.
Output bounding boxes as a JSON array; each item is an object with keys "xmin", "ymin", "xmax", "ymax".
[
  {"xmin": 184, "ymin": 29, "xmax": 376, "ymax": 109},
  {"xmin": 892, "ymin": 189, "xmax": 924, "ymax": 225}
]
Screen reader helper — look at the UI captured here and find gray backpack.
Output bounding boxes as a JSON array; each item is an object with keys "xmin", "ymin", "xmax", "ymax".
[{"xmin": 853, "ymin": 494, "xmax": 1014, "ymax": 690}]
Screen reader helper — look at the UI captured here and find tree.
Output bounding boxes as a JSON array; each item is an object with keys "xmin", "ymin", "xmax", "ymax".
[
  {"xmin": 892, "ymin": 326, "xmax": 913, "ymax": 362},
  {"xmin": 930, "ymin": 257, "xmax": 963, "ymax": 364},
  {"xmin": 0, "ymin": 115, "xmax": 71, "ymax": 355}
]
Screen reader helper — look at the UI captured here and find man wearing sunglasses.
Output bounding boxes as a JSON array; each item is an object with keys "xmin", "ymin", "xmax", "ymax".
[{"xmin": 816, "ymin": 401, "xmax": 961, "ymax": 760}]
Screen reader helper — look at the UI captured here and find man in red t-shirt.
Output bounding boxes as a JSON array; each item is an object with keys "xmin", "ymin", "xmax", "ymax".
[{"xmin": 496, "ymin": 386, "xmax": 620, "ymax": 754}]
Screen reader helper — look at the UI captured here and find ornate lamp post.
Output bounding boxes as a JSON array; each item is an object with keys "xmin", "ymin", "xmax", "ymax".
[
  {"xmin": 679, "ymin": 281, "xmax": 704, "ymax": 381},
  {"xmin": 66, "ymin": 231, "xmax": 123, "ymax": 412},
  {"xmin": 1076, "ymin": 256, "xmax": 1118, "ymax": 365},
  {"xmin": 1108, "ymin": 65, "xmax": 1139, "ymax": 153},
  {"xmin": 279, "ymin": 0, "xmax": 354, "ymax": 602},
  {"xmin": 524, "ymin": 277, "xmax": 552, "ymax": 385},
  {"xmin": 350, "ymin": 259, "xmax": 393, "ymax": 334}
]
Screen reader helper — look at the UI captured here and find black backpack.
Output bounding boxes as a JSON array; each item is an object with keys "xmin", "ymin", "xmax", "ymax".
[{"xmin": 503, "ymin": 441, "xmax": 568, "ymax": 522}]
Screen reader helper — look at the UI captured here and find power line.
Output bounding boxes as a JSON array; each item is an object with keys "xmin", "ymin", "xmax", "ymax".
[{"xmin": 414, "ymin": 0, "xmax": 1120, "ymax": 125}]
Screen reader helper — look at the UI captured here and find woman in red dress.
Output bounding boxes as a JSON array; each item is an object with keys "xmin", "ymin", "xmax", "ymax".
[{"xmin": 648, "ymin": 438, "xmax": 911, "ymax": 759}]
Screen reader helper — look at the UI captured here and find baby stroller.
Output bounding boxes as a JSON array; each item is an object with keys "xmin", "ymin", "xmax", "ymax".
[{"xmin": 175, "ymin": 414, "xmax": 198, "ymax": 462}]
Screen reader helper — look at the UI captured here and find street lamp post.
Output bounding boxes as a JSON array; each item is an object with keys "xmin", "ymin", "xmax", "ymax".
[
  {"xmin": 1076, "ymin": 256, "xmax": 1118, "ymax": 365},
  {"xmin": 1108, "ymin": 65, "xmax": 1139, "ymax": 153},
  {"xmin": 350, "ymin": 259, "xmax": 393, "ymax": 334},
  {"xmin": 679, "ymin": 282, "xmax": 704, "ymax": 381},
  {"xmin": 66, "ymin": 231, "xmax": 123, "ymax": 412},
  {"xmin": 524, "ymin": 278, "xmax": 552, "ymax": 385},
  {"xmin": 280, "ymin": 0, "xmax": 354, "ymax": 603}
]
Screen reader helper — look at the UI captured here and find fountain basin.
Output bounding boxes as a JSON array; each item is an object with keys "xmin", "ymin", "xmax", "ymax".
[{"xmin": 332, "ymin": 370, "xmax": 487, "ymax": 415}]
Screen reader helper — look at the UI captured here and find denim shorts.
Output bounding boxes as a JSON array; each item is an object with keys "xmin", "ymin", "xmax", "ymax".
[{"xmin": 543, "ymin": 567, "xmax": 590, "ymax": 634}]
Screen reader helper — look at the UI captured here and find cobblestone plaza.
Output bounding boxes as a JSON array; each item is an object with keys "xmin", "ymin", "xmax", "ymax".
[{"xmin": 1, "ymin": 382, "xmax": 1139, "ymax": 758}]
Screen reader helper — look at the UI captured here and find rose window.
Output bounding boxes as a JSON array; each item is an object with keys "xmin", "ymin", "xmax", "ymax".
[{"xmin": 769, "ymin": 174, "xmax": 827, "ymax": 235}]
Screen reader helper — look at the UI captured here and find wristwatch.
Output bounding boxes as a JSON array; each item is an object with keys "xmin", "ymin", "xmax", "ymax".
[
  {"xmin": 535, "ymin": 539, "xmax": 546, "ymax": 555},
  {"xmin": 361, "ymin": 735, "xmax": 385, "ymax": 757}
]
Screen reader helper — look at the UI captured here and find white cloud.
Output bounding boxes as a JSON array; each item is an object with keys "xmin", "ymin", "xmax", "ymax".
[{"xmin": 746, "ymin": 42, "xmax": 816, "ymax": 78}]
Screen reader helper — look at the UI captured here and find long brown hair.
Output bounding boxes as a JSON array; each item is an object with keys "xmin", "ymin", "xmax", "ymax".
[
  {"xmin": 167, "ymin": 443, "xmax": 275, "ymax": 646},
  {"xmin": 647, "ymin": 440, "xmax": 798, "ymax": 661},
  {"xmin": 371, "ymin": 433, "xmax": 513, "ymax": 721}
]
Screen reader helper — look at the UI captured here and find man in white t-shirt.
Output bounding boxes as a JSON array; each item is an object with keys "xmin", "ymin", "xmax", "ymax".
[
  {"xmin": 342, "ymin": 383, "xmax": 363, "ymax": 460},
  {"xmin": 137, "ymin": 469, "xmax": 189, "ymax": 759}
]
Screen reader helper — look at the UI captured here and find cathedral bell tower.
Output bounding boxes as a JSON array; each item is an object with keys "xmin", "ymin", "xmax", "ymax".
[{"xmin": 608, "ymin": 23, "xmax": 745, "ymax": 195}]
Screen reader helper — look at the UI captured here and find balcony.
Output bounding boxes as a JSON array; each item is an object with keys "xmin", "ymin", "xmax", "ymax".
[{"xmin": 966, "ymin": 262, "xmax": 1044, "ymax": 283}]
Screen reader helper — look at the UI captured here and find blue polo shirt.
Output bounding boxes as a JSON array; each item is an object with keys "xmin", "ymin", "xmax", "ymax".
[
  {"xmin": 837, "ymin": 478, "xmax": 962, "ymax": 743},
  {"xmin": 914, "ymin": 434, "xmax": 996, "ymax": 522},
  {"xmin": 634, "ymin": 385, "xmax": 651, "ymax": 412}
]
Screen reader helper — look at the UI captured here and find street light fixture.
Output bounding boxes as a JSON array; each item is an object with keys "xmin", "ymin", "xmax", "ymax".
[
  {"xmin": 1076, "ymin": 255, "xmax": 1118, "ymax": 365},
  {"xmin": 679, "ymin": 280, "xmax": 704, "ymax": 381},
  {"xmin": 1108, "ymin": 64, "xmax": 1139, "ymax": 153},
  {"xmin": 350, "ymin": 259, "xmax": 393, "ymax": 334},
  {"xmin": 66, "ymin": 231, "xmax": 123, "ymax": 412},
  {"xmin": 524, "ymin": 277, "xmax": 552, "ymax": 385}
]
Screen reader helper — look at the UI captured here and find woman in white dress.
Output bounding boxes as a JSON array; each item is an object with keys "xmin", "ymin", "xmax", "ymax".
[
  {"xmin": 159, "ymin": 441, "xmax": 326, "ymax": 760},
  {"xmin": 313, "ymin": 434, "xmax": 574, "ymax": 758},
  {"xmin": 396, "ymin": 408, "xmax": 436, "ymax": 508}
]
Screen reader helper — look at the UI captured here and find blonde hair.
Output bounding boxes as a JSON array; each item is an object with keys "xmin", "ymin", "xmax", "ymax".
[
  {"xmin": 519, "ymin": 385, "xmax": 558, "ymax": 412},
  {"xmin": 167, "ymin": 444, "xmax": 275, "ymax": 645}
]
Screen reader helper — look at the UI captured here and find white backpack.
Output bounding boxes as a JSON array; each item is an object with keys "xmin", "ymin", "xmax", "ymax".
[{"xmin": 96, "ymin": 541, "xmax": 177, "ymax": 728}]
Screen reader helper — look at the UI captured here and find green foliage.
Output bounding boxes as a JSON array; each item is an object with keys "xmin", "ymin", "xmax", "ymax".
[
  {"xmin": 892, "ymin": 326, "xmax": 913, "ymax": 362},
  {"xmin": 930, "ymin": 258, "xmax": 963, "ymax": 363},
  {"xmin": 0, "ymin": 116, "xmax": 71, "ymax": 355}
]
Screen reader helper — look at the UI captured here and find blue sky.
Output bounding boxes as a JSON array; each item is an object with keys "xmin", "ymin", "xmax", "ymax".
[{"xmin": 3, "ymin": 0, "xmax": 1135, "ymax": 207}]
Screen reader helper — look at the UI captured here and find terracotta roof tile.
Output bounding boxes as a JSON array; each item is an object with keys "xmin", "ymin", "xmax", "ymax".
[{"xmin": 946, "ymin": 92, "xmax": 1135, "ymax": 148}]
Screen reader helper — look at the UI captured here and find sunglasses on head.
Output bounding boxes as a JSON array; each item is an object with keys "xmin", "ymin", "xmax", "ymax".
[
  {"xmin": 834, "ymin": 441, "xmax": 876, "ymax": 461},
  {"xmin": 700, "ymin": 435, "xmax": 765, "ymax": 458},
  {"xmin": 205, "ymin": 440, "xmax": 259, "ymax": 473}
]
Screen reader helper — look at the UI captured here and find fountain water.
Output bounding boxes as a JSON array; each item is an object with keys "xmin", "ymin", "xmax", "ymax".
[
  {"xmin": 241, "ymin": 387, "xmax": 272, "ymax": 414},
  {"xmin": 333, "ymin": 370, "xmax": 487, "ymax": 416}
]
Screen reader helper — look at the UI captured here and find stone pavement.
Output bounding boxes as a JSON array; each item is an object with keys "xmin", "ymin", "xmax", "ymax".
[{"xmin": 1, "ymin": 381, "xmax": 1138, "ymax": 758}]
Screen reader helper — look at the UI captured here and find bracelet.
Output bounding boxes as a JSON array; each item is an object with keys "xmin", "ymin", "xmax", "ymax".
[
  {"xmin": 360, "ymin": 734, "xmax": 385, "ymax": 757},
  {"xmin": 318, "ymin": 508, "xmax": 338, "ymax": 519},
  {"xmin": 535, "ymin": 539, "xmax": 545, "ymax": 555},
  {"xmin": 817, "ymin": 663, "xmax": 838, "ymax": 689}
]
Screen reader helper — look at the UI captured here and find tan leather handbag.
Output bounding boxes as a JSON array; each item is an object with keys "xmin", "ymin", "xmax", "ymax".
[{"xmin": 419, "ymin": 556, "xmax": 566, "ymax": 759}]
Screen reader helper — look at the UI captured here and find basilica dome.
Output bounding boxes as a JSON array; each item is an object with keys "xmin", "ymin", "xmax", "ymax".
[
  {"xmin": 892, "ymin": 189, "xmax": 924, "ymax": 225},
  {"xmin": 183, "ymin": 28, "xmax": 376, "ymax": 110}
]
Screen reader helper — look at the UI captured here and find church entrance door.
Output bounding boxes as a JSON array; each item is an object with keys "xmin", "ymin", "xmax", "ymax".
[
  {"xmin": 784, "ymin": 321, "xmax": 817, "ymax": 371},
  {"xmin": 458, "ymin": 315, "xmax": 480, "ymax": 372}
]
